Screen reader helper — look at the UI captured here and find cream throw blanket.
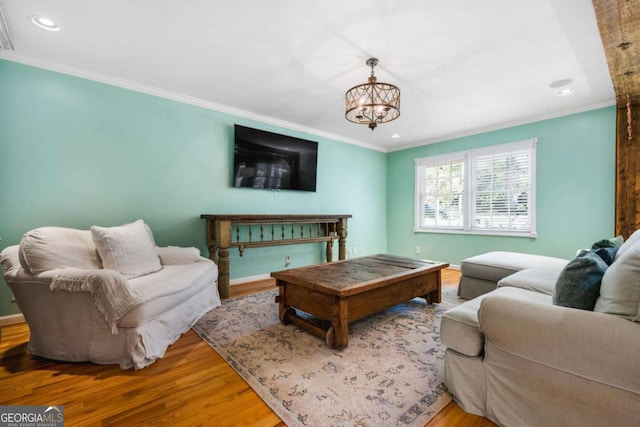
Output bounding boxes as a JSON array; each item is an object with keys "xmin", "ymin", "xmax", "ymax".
[{"xmin": 51, "ymin": 269, "xmax": 140, "ymax": 334}]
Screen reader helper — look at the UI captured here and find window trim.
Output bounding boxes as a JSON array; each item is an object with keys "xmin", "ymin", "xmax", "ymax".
[{"xmin": 414, "ymin": 138, "xmax": 537, "ymax": 238}]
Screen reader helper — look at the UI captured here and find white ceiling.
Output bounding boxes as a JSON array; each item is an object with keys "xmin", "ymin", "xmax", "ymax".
[{"xmin": 0, "ymin": 0, "xmax": 615, "ymax": 152}]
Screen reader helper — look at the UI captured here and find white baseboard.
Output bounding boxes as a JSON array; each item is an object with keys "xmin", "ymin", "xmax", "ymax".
[
  {"xmin": 0, "ymin": 313, "xmax": 25, "ymax": 326},
  {"xmin": 229, "ymin": 274, "xmax": 272, "ymax": 286}
]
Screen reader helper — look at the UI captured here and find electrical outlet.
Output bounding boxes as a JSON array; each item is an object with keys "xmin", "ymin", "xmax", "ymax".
[
  {"xmin": 415, "ymin": 246, "xmax": 421, "ymax": 255},
  {"xmin": 352, "ymin": 246, "xmax": 357, "ymax": 255},
  {"xmin": 285, "ymin": 254, "xmax": 291, "ymax": 264}
]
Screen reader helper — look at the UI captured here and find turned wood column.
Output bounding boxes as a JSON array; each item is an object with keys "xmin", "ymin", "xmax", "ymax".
[
  {"xmin": 337, "ymin": 217, "xmax": 348, "ymax": 260},
  {"xmin": 207, "ymin": 220, "xmax": 231, "ymax": 298},
  {"xmin": 326, "ymin": 239, "xmax": 333, "ymax": 262}
]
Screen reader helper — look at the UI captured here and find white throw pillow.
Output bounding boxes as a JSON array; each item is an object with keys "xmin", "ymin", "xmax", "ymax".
[
  {"xmin": 615, "ymin": 229, "xmax": 640, "ymax": 260},
  {"xmin": 91, "ymin": 219, "xmax": 161, "ymax": 279},
  {"xmin": 19, "ymin": 227, "xmax": 102, "ymax": 273},
  {"xmin": 594, "ymin": 236, "xmax": 640, "ymax": 321},
  {"xmin": 155, "ymin": 246, "xmax": 204, "ymax": 265}
]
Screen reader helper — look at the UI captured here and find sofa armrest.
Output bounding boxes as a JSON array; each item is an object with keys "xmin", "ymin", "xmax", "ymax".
[
  {"xmin": 155, "ymin": 246, "xmax": 209, "ymax": 265},
  {"xmin": 478, "ymin": 294, "xmax": 640, "ymax": 394}
]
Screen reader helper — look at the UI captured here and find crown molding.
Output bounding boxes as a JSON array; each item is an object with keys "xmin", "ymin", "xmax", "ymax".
[
  {"xmin": 388, "ymin": 99, "xmax": 616, "ymax": 152},
  {"xmin": 0, "ymin": 51, "xmax": 616, "ymax": 155},
  {"xmin": 0, "ymin": 51, "xmax": 386, "ymax": 153}
]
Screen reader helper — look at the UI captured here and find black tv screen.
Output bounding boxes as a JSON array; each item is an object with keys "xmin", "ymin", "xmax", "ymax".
[{"xmin": 232, "ymin": 125, "xmax": 318, "ymax": 192}]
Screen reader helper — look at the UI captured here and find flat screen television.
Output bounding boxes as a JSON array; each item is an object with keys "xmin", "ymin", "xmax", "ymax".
[{"xmin": 232, "ymin": 125, "xmax": 318, "ymax": 192}]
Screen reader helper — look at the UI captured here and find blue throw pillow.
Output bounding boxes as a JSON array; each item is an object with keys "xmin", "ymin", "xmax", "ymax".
[
  {"xmin": 553, "ymin": 249, "xmax": 608, "ymax": 311},
  {"xmin": 591, "ymin": 235, "xmax": 624, "ymax": 249},
  {"xmin": 592, "ymin": 247, "xmax": 618, "ymax": 266}
]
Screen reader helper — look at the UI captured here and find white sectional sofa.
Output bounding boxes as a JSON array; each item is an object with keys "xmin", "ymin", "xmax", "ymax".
[
  {"xmin": 0, "ymin": 220, "xmax": 221, "ymax": 369},
  {"xmin": 441, "ymin": 237, "xmax": 640, "ymax": 426}
]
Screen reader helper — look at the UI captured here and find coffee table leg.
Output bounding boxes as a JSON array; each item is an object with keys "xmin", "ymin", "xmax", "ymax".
[
  {"xmin": 422, "ymin": 288, "xmax": 441, "ymax": 304},
  {"xmin": 325, "ymin": 326, "xmax": 335, "ymax": 348},
  {"xmin": 276, "ymin": 280, "xmax": 292, "ymax": 323},
  {"xmin": 332, "ymin": 298, "xmax": 349, "ymax": 350},
  {"xmin": 422, "ymin": 271, "xmax": 442, "ymax": 304},
  {"xmin": 276, "ymin": 282, "xmax": 350, "ymax": 350},
  {"xmin": 280, "ymin": 306, "xmax": 296, "ymax": 324}
]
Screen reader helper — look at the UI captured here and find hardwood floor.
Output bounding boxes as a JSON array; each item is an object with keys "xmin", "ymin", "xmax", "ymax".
[{"xmin": 0, "ymin": 268, "xmax": 495, "ymax": 426}]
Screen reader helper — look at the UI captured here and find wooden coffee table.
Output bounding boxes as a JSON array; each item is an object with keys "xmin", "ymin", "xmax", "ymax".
[{"xmin": 271, "ymin": 254, "xmax": 448, "ymax": 349}]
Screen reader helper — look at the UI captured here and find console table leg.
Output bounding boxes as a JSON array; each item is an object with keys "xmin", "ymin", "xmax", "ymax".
[
  {"xmin": 338, "ymin": 218, "xmax": 348, "ymax": 260},
  {"xmin": 218, "ymin": 248, "xmax": 230, "ymax": 298},
  {"xmin": 326, "ymin": 241, "xmax": 333, "ymax": 262}
]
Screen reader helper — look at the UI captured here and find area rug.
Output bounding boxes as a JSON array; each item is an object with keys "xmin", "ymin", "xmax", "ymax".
[{"xmin": 193, "ymin": 287, "xmax": 461, "ymax": 427}]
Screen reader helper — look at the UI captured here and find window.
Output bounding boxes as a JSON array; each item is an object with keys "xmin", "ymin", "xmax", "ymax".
[{"xmin": 415, "ymin": 139, "xmax": 536, "ymax": 237}]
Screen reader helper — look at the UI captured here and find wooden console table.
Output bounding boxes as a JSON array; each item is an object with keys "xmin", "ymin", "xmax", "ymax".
[{"xmin": 200, "ymin": 214, "xmax": 352, "ymax": 297}]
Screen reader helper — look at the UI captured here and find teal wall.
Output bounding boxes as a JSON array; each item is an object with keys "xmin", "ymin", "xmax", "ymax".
[
  {"xmin": 0, "ymin": 58, "xmax": 617, "ymax": 318},
  {"xmin": 387, "ymin": 107, "xmax": 616, "ymax": 265},
  {"xmin": 0, "ymin": 59, "xmax": 388, "ymax": 316}
]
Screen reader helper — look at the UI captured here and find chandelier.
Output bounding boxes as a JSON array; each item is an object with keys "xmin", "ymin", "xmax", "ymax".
[{"xmin": 345, "ymin": 58, "xmax": 400, "ymax": 130}]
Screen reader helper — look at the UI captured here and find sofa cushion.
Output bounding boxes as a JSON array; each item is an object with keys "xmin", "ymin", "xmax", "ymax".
[
  {"xmin": 441, "ymin": 294, "xmax": 488, "ymax": 357},
  {"xmin": 119, "ymin": 260, "xmax": 218, "ymax": 327},
  {"xmin": 91, "ymin": 219, "xmax": 161, "ymax": 279},
  {"xmin": 441, "ymin": 287, "xmax": 552, "ymax": 357},
  {"xmin": 595, "ymin": 237, "xmax": 640, "ymax": 322},
  {"xmin": 18, "ymin": 227, "xmax": 102, "ymax": 273},
  {"xmin": 497, "ymin": 268, "xmax": 559, "ymax": 295},
  {"xmin": 553, "ymin": 250, "xmax": 608, "ymax": 311},
  {"xmin": 460, "ymin": 251, "xmax": 569, "ymax": 283}
]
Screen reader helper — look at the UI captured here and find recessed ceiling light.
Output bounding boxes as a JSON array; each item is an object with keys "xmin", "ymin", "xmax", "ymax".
[
  {"xmin": 391, "ymin": 134, "xmax": 401, "ymax": 139},
  {"xmin": 30, "ymin": 15, "xmax": 61, "ymax": 31},
  {"xmin": 549, "ymin": 79, "xmax": 573, "ymax": 88},
  {"xmin": 557, "ymin": 88, "xmax": 576, "ymax": 96}
]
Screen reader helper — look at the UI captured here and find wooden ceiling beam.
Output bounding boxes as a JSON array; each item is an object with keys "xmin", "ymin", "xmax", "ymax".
[
  {"xmin": 592, "ymin": 0, "xmax": 640, "ymax": 237},
  {"xmin": 592, "ymin": 0, "xmax": 640, "ymax": 105}
]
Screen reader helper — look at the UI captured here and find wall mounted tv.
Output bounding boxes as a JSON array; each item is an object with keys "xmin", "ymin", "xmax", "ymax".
[{"xmin": 232, "ymin": 125, "xmax": 318, "ymax": 192}]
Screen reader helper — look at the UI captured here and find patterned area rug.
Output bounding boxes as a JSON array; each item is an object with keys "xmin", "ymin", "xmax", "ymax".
[{"xmin": 193, "ymin": 287, "xmax": 461, "ymax": 427}]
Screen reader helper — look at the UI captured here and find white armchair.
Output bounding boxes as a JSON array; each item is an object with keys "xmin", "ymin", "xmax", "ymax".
[{"xmin": 1, "ymin": 220, "xmax": 220, "ymax": 369}]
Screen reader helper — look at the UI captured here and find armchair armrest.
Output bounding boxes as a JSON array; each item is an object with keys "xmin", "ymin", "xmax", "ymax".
[
  {"xmin": 478, "ymin": 294, "xmax": 640, "ymax": 394},
  {"xmin": 0, "ymin": 245, "xmax": 20, "ymax": 275},
  {"xmin": 1, "ymin": 244, "xmax": 58, "ymax": 286},
  {"xmin": 155, "ymin": 246, "xmax": 208, "ymax": 265}
]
